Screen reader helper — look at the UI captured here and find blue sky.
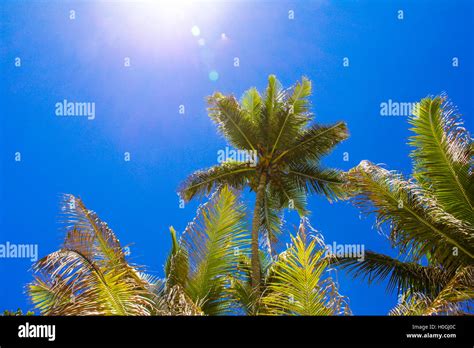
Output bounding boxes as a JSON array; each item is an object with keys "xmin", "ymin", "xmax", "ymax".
[{"xmin": 1, "ymin": 0, "xmax": 473, "ymax": 315}]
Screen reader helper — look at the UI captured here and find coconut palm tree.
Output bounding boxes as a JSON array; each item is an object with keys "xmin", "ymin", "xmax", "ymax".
[
  {"xmin": 28, "ymin": 188, "xmax": 348, "ymax": 316},
  {"xmin": 28, "ymin": 188, "xmax": 251, "ymax": 316},
  {"xmin": 165, "ymin": 190, "xmax": 350, "ymax": 316},
  {"xmin": 28, "ymin": 194, "xmax": 204, "ymax": 316},
  {"xmin": 339, "ymin": 96, "xmax": 474, "ymax": 315},
  {"xmin": 179, "ymin": 75, "xmax": 349, "ymax": 293},
  {"xmin": 28, "ymin": 194, "xmax": 162, "ymax": 316}
]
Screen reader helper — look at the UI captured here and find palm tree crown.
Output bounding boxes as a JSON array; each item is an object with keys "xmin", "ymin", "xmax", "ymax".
[
  {"xmin": 179, "ymin": 75, "xmax": 349, "ymax": 291},
  {"xmin": 29, "ymin": 195, "xmax": 158, "ymax": 315}
]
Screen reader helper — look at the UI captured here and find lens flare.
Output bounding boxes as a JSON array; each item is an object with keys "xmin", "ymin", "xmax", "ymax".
[
  {"xmin": 209, "ymin": 70, "xmax": 219, "ymax": 81},
  {"xmin": 191, "ymin": 25, "xmax": 200, "ymax": 36}
]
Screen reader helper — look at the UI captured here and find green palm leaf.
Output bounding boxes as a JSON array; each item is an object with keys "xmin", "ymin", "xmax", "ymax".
[
  {"xmin": 390, "ymin": 266, "xmax": 474, "ymax": 315},
  {"xmin": 409, "ymin": 97, "xmax": 473, "ymax": 224},
  {"xmin": 337, "ymin": 251, "xmax": 448, "ymax": 296},
  {"xmin": 259, "ymin": 191, "xmax": 284, "ymax": 253},
  {"xmin": 288, "ymin": 163, "xmax": 347, "ymax": 202},
  {"xmin": 28, "ymin": 195, "xmax": 156, "ymax": 316},
  {"xmin": 261, "ymin": 220, "xmax": 349, "ymax": 315},
  {"xmin": 274, "ymin": 122, "xmax": 349, "ymax": 165},
  {"xmin": 344, "ymin": 96, "xmax": 474, "ymax": 314},
  {"xmin": 270, "ymin": 76, "xmax": 312, "ymax": 155},
  {"xmin": 169, "ymin": 186, "xmax": 250, "ymax": 315},
  {"xmin": 240, "ymin": 87, "xmax": 262, "ymax": 125},
  {"xmin": 179, "ymin": 162, "xmax": 255, "ymax": 202},
  {"xmin": 208, "ymin": 93, "xmax": 258, "ymax": 151},
  {"xmin": 348, "ymin": 161, "xmax": 474, "ymax": 264},
  {"xmin": 164, "ymin": 226, "xmax": 189, "ymax": 288}
]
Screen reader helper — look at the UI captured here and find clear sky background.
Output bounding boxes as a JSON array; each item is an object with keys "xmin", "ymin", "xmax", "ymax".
[{"xmin": 1, "ymin": 0, "xmax": 473, "ymax": 315}]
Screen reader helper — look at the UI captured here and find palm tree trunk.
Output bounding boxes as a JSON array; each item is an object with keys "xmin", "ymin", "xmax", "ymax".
[{"xmin": 250, "ymin": 171, "xmax": 267, "ymax": 293}]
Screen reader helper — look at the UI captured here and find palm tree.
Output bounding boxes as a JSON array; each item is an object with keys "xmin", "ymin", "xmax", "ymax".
[
  {"xmin": 179, "ymin": 75, "xmax": 349, "ymax": 292},
  {"xmin": 165, "ymin": 189, "xmax": 349, "ymax": 315},
  {"xmin": 28, "ymin": 194, "xmax": 160, "ymax": 315},
  {"xmin": 28, "ymin": 188, "xmax": 348, "ymax": 316},
  {"xmin": 339, "ymin": 96, "xmax": 473, "ymax": 315}
]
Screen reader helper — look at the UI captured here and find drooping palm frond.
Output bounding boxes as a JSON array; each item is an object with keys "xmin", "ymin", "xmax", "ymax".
[
  {"xmin": 423, "ymin": 266, "xmax": 474, "ymax": 315},
  {"xmin": 166, "ymin": 186, "xmax": 250, "ymax": 315},
  {"xmin": 409, "ymin": 97, "xmax": 473, "ymax": 224},
  {"xmin": 28, "ymin": 268, "xmax": 76, "ymax": 315},
  {"xmin": 288, "ymin": 163, "xmax": 348, "ymax": 202},
  {"xmin": 267, "ymin": 174, "xmax": 308, "ymax": 216},
  {"xmin": 179, "ymin": 161, "xmax": 255, "ymax": 202},
  {"xmin": 259, "ymin": 190, "xmax": 284, "ymax": 254},
  {"xmin": 344, "ymin": 96, "xmax": 473, "ymax": 315},
  {"xmin": 28, "ymin": 195, "xmax": 156, "ymax": 316},
  {"xmin": 390, "ymin": 266, "xmax": 474, "ymax": 316},
  {"xmin": 389, "ymin": 292, "xmax": 439, "ymax": 316},
  {"xmin": 58, "ymin": 194, "xmax": 127, "ymax": 269},
  {"xmin": 336, "ymin": 251, "xmax": 449, "ymax": 296},
  {"xmin": 261, "ymin": 219, "xmax": 349, "ymax": 316},
  {"xmin": 348, "ymin": 161, "xmax": 474, "ymax": 266}
]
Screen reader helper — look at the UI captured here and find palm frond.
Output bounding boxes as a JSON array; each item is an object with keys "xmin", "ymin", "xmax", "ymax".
[
  {"xmin": 390, "ymin": 266, "xmax": 474, "ymax": 315},
  {"xmin": 28, "ymin": 195, "xmax": 156, "ymax": 316},
  {"xmin": 229, "ymin": 278, "xmax": 260, "ymax": 315},
  {"xmin": 29, "ymin": 272, "xmax": 74, "ymax": 315},
  {"xmin": 59, "ymin": 194, "xmax": 126, "ymax": 269},
  {"xmin": 288, "ymin": 163, "xmax": 347, "ymax": 202},
  {"xmin": 336, "ymin": 251, "xmax": 449, "ymax": 296},
  {"xmin": 261, "ymin": 220, "xmax": 348, "ymax": 315},
  {"xmin": 409, "ymin": 97, "xmax": 473, "ymax": 224},
  {"xmin": 207, "ymin": 93, "xmax": 259, "ymax": 151},
  {"xmin": 260, "ymin": 75, "xmax": 287, "ymax": 147},
  {"xmin": 152, "ymin": 283, "xmax": 204, "ymax": 316},
  {"xmin": 259, "ymin": 190, "xmax": 284, "ymax": 254},
  {"xmin": 275, "ymin": 121, "xmax": 349, "ymax": 165},
  {"xmin": 165, "ymin": 226, "xmax": 189, "ymax": 288},
  {"xmin": 179, "ymin": 162, "xmax": 255, "ymax": 202},
  {"xmin": 228, "ymin": 249, "xmax": 276, "ymax": 315},
  {"xmin": 268, "ymin": 176, "xmax": 308, "ymax": 216},
  {"xmin": 270, "ymin": 76, "xmax": 313, "ymax": 155},
  {"xmin": 348, "ymin": 161, "xmax": 474, "ymax": 265},
  {"xmin": 240, "ymin": 87, "xmax": 262, "ymax": 124},
  {"xmin": 179, "ymin": 186, "xmax": 250, "ymax": 315}
]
